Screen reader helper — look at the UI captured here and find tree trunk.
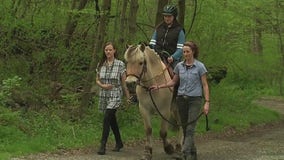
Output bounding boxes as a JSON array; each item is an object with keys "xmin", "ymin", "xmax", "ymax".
[
  {"xmin": 251, "ymin": 27, "xmax": 263, "ymax": 54},
  {"xmin": 276, "ymin": 31, "xmax": 283, "ymax": 94},
  {"xmin": 275, "ymin": 0, "xmax": 284, "ymax": 95},
  {"xmin": 279, "ymin": 36, "xmax": 284, "ymax": 96},
  {"xmin": 128, "ymin": 0, "xmax": 139, "ymax": 42},
  {"xmin": 178, "ymin": 0, "xmax": 185, "ymax": 27},
  {"xmin": 118, "ymin": 0, "xmax": 128, "ymax": 44},
  {"xmin": 10, "ymin": 0, "xmax": 18, "ymax": 17},
  {"xmin": 55, "ymin": 0, "xmax": 88, "ymax": 102},
  {"xmin": 155, "ymin": 0, "xmax": 168, "ymax": 26},
  {"xmin": 64, "ymin": 0, "xmax": 88, "ymax": 48},
  {"xmin": 79, "ymin": 0, "xmax": 112, "ymax": 118},
  {"xmin": 251, "ymin": 8, "xmax": 263, "ymax": 54}
]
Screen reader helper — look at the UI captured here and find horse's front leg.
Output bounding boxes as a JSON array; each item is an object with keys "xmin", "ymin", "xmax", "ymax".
[
  {"xmin": 160, "ymin": 113, "xmax": 175, "ymax": 155},
  {"xmin": 140, "ymin": 107, "xmax": 153, "ymax": 160}
]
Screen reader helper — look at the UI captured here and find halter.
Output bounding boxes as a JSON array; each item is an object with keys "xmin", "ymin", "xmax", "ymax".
[
  {"xmin": 126, "ymin": 57, "xmax": 147, "ymax": 86},
  {"xmin": 126, "ymin": 47, "xmax": 170, "ymax": 88},
  {"xmin": 125, "ymin": 45, "xmax": 209, "ymax": 131}
]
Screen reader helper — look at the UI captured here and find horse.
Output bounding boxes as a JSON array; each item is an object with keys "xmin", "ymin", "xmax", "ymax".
[{"xmin": 124, "ymin": 44, "xmax": 182, "ymax": 160}]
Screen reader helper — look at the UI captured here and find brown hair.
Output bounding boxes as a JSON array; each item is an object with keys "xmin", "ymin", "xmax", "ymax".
[
  {"xmin": 183, "ymin": 41, "xmax": 199, "ymax": 59},
  {"xmin": 97, "ymin": 42, "xmax": 118, "ymax": 69}
]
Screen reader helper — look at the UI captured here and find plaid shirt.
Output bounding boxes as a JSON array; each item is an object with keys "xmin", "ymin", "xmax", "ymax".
[{"xmin": 96, "ymin": 59, "xmax": 126, "ymax": 111}]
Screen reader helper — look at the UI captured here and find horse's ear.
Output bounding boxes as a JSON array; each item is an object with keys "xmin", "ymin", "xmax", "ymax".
[
  {"xmin": 139, "ymin": 41, "xmax": 149, "ymax": 46},
  {"xmin": 140, "ymin": 43, "xmax": 145, "ymax": 52},
  {"xmin": 125, "ymin": 44, "xmax": 131, "ymax": 49}
]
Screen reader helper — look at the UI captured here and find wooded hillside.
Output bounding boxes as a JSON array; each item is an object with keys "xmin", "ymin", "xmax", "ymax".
[{"xmin": 0, "ymin": 0, "xmax": 283, "ymax": 116}]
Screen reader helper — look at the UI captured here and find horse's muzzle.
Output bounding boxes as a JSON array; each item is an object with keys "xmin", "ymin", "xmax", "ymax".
[
  {"xmin": 125, "ymin": 73, "xmax": 140, "ymax": 83},
  {"xmin": 126, "ymin": 81, "xmax": 137, "ymax": 94}
]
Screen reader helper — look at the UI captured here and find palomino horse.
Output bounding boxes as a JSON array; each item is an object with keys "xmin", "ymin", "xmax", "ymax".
[{"xmin": 124, "ymin": 44, "xmax": 182, "ymax": 160}]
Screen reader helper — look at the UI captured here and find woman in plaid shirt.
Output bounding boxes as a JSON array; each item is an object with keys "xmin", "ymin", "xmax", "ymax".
[{"xmin": 96, "ymin": 42, "xmax": 130, "ymax": 155}]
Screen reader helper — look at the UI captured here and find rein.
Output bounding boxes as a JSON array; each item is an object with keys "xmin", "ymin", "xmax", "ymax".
[
  {"xmin": 148, "ymin": 88, "xmax": 209, "ymax": 131},
  {"xmin": 126, "ymin": 53, "xmax": 171, "ymax": 90},
  {"xmin": 125, "ymin": 45, "xmax": 209, "ymax": 130}
]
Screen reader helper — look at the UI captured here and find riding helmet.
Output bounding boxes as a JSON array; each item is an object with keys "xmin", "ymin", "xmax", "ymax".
[{"xmin": 162, "ymin": 5, "xmax": 178, "ymax": 17}]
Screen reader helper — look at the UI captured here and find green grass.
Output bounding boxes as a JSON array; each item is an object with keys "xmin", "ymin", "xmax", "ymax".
[
  {"xmin": 194, "ymin": 79, "xmax": 282, "ymax": 134},
  {"xmin": 0, "ymin": 83, "xmax": 282, "ymax": 160}
]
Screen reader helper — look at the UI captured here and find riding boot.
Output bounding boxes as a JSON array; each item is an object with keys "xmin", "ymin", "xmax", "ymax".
[
  {"xmin": 190, "ymin": 143, "xmax": 197, "ymax": 160},
  {"xmin": 183, "ymin": 154, "xmax": 196, "ymax": 160},
  {"xmin": 112, "ymin": 130, "xmax": 123, "ymax": 152},
  {"xmin": 97, "ymin": 140, "xmax": 106, "ymax": 155},
  {"xmin": 191, "ymin": 150, "xmax": 197, "ymax": 160},
  {"xmin": 97, "ymin": 110, "xmax": 111, "ymax": 155},
  {"xmin": 112, "ymin": 141, "xmax": 123, "ymax": 152},
  {"xmin": 183, "ymin": 148, "xmax": 197, "ymax": 160},
  {"xmin": 110, "ymin": 110, "xmax": 123, "ymax": 152}
]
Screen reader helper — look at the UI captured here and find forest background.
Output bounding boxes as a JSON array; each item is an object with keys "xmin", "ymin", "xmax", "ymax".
[{"xmin": 0, "ymin": 0, "xmax": 283, "ymax": 159}]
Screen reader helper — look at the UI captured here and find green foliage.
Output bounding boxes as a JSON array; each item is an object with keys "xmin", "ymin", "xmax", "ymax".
[
  {"xmin": 196, "ymin": 82, "xmax": 281, "ymax": 134},
  {"xmin": 0, "ymin": 96, "xmax": 145, "ymax": 158},
  {"xmin": 0, "ymin": 86, "xmax": 282, "ymax": 159},
  {"xmin": 0, "ymin": 107, "xmax": 20, "ymax": 126},
  {"xmin": 0, "ymin": 105, "xmax": 27, "ymax": 159},
  {"xmin": 0, "ymin": 0, "xmax": 283, "ymax": 159},
  {"xmin": 0, "ymin": 76, "xmax": 22, "ymax": 106}
]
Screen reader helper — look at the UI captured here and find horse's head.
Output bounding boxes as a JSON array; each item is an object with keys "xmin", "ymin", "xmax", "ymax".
[
  {"xmin": 124, "ymin": 44, "xmax": 166, "ymax": 95},
  {"xmin": 124, "ymin": 44, "xmax": 147, "ymax": 83}
]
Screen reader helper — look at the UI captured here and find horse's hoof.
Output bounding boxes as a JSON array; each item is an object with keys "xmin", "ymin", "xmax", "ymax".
[
  {"xmin": 164, "ymin": 143, "xmax": 175, "ymax": 155},
  {"xmin": 175, "ymin": 144, "xmax": 182, "ymax": 153},
  {"xmin": 140, "ymin": 146, "xmax": 152, "ymax": 160},
  {"xmin": 140, "ymin": 154, "xmax": 152, "ymax": 160},
  {"xmin": 172, "ymin": 154, "xmax": 183, "ymax": 160}
]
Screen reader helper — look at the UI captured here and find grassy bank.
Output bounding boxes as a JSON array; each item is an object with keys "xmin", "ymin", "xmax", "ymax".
[{"xmin": 0, "ymin": 82, "xmax": 282, "ymax": 160}]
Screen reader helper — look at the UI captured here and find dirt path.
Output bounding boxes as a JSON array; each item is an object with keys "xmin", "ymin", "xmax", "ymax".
[{"xmin": 13, "ymin": 97, "xmax": 284, "ymax": 160}]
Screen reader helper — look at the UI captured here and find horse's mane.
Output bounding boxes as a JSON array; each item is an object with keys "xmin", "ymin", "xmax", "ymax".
[
  {"xmin": 143, "ymin": 45, "xmax": 162, "ymax": 65},
  {"xmin": 124, "ymin": 44, "xmax": 171, "ymax": 87},
  {"xmin": 124, "ymin": 44, "xmax": 160, "ymax": 63}
]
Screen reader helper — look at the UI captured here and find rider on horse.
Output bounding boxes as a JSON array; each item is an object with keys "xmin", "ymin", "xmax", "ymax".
[
  {"xmin": 128, "ymin": 5, "xmax": 185, "ymax": 104},
  {"xmin": 149, "ymin": 4, "xmax": 185, "ymax": 77}
]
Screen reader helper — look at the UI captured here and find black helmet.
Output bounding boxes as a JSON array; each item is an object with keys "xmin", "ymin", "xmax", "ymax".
[{"xmin": 162, "ymin": 5, "xmax": 178, "ymax": 17}]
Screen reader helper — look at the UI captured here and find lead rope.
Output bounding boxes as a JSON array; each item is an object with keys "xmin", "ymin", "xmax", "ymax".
[{"xmin": 148, "ymin": 89, "xmax": 209, "ymax": 131}]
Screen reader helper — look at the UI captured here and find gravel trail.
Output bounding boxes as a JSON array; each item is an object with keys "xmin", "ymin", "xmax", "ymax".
[{"xmin": 13, "ymin": 97, "xmax": 284, "ymax": 160}]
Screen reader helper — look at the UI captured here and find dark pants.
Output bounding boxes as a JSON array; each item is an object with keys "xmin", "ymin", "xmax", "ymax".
[
  {"xmin": 176, "ymin": 96, "xmax": 202, "ymax": 158},
  {"xmin": 100, "ymin": 109, "xmax": 123, "ymax": 147}
]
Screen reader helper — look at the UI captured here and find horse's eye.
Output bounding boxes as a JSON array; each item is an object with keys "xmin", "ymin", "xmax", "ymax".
[{"xmin": 139, "ymin": 62, "xmax": 144, "ymax": 65}]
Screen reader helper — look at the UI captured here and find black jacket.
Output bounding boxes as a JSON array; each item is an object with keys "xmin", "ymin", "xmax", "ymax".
[{"xmin": 155, "ymin": 20, "xmax": 183, "ymax": 55}]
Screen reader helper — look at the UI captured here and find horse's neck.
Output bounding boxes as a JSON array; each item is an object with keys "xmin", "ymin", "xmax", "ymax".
[
  {"xmin": 143, "ymin": 60, "xmax": 171, "ymax": 85},
  {"xmin": 160, "ymin": 61, "xmax": 172, "ymax": 82},
  {"xmin": 141, "ymin": 48, "xmax": 172, "ymax": 85}
]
